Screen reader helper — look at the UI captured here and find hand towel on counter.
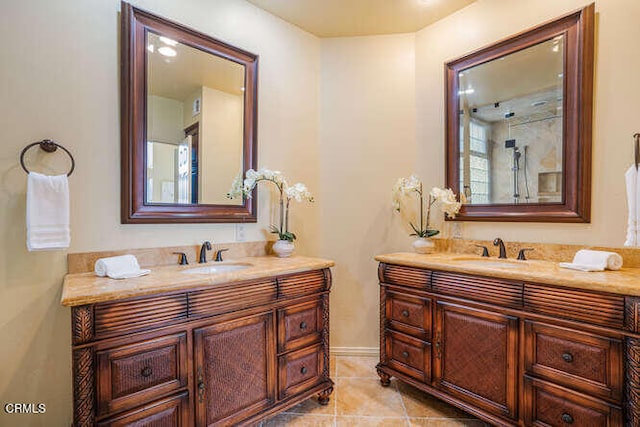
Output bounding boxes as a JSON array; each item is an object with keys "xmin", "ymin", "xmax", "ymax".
[
  {"xmin": 94, "ymin": 255, "xmax": 150, "ymax": 279},
  {"xmin": 624, "ymin": 165, "xmax": 640, "ymax": 246},
  {"xmin": 26, "ymin": 172, "xmax": 70, "ymax": 251},
  {"xmin": 559, "ymin": 249, "xmax": 623, "ymax": 272}
]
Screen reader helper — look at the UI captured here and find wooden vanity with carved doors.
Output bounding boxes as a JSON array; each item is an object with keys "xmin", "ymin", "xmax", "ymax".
[
  {"xmin": 66, "ymin": 268, "xmax": 333, "ymax": 426},
  {"xmin": 376, "ymin": 262, "xmax": 640, "ymax": 426}
]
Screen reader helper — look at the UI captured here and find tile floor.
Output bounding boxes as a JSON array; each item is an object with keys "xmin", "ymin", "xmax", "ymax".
[{"xmin": 261, "ymin": 355, "xmax": 488, "ymax": 426}]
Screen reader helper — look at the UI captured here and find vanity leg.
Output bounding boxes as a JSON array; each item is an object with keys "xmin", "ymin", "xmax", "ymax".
[
  {"xmin": 376, "ymin": 365, "xmax": 391, "ymax": 387},
  {"xmin": 626, "ymin": 337, "xmax": 640, "ymax": 426},
  {"xmin": 317, "ymin": 386, "xmax": 333, "ymax": 405}
]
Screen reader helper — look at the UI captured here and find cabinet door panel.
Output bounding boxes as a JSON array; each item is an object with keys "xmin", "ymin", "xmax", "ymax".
[
  {"xmin": 434, "ymin": 301, "xmax": 518, "ymax": 419},
  {"xmin": 194, "ymin": 312, "xmax": 276, "ymax": 426}
]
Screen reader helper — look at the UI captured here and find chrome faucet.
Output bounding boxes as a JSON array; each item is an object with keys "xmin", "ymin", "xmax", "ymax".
[
  {"xmin": 199, "ymin": 241, "xmax": 212, "ymax": 263},
  {"xmin": 493, "ymin": 238, "xmax": 507, "ymax": 259}
]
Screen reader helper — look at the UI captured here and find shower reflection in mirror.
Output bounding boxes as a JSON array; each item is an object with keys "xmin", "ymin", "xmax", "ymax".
[{"xmin": 458, "ymin": 35, "xmax": 564, "ymax": 205}]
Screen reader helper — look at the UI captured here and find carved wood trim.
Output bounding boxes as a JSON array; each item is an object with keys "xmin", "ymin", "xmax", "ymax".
[
  {"xmin": 380, "ymin": 286, "xmax": 387, "ymax": 364},
  {"xmin": 321, "ymin": 293, "xmax": 330, "ymax": 380},
  {"xmin": 624, "ymin": 297, "xmax": 640, "ymax": 333},
  {"xmin": 322, "ymin": 268, "xmax": 333, "ymax": 291},
  {"xmin": 626, "ymin": 337, "xmax": 640, "ymax": 426},
  {"xmin": 73, "ymin": 347, "xmax": 95, "ymax": 427},
  {"xmin": 72, "ymin": 305, "xmax": 94, "ymax": 345}
]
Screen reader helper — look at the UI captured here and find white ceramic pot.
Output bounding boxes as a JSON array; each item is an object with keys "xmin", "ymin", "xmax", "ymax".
[
  {"xmin": 272, "ymin": 240, "xmax": 295, "ymax": 258},
  {"xmin": 412, "ymin": 237, "xmax": 435, "ymax": 254}
]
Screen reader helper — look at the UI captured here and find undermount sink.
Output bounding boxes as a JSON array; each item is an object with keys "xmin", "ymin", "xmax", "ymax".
[
  {"xmin": 182, "ymin": 263, "xmax": 252, "ymax": 274},
  {"xmin": 450, "ymin": 257, "xmax": 527, "ymax": 269}
]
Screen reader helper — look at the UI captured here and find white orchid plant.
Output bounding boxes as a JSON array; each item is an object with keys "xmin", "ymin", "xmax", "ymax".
[
  {"xmin": 392, "ymin": 174, "xmax": 462, "ymax": 238},
  {"xmin": 227, "ymin": 168, "xmax": 314, "ymax": 242}
]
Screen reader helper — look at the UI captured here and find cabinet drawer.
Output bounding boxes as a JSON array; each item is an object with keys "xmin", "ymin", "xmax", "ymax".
[
  {"xmin": 278, "ymin": 344, "xmax": 324, "ymax": 400},
  {"xmin": 277, "ymin": 300, "xmax": 322, "ymax": 352},
  {"xmin": 97, "ymin": 392, "xmax": 189, "ymax": 427},
  {"xmin": 386, "ymin": 291, "xmax": 431, "ymax": 340},
  {"xmin": 385, "ymin": 330, "xmax": 431, "ymax": 382},
  {"xmin": 524, "ymin": 377, "xmax": 622, "ymax": 427},
  {"xmin": 97, "ymin": 333, "xmax": 188, "ymax": 416},
  {"xmin": 524, "ymin": 321, "xmax": 623, "ymax": 400}
]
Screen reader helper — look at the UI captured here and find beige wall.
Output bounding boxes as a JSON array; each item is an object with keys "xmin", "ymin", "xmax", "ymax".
[
  {"xmin": 416, "ymin": 0, "xmax": 640, "ymax": 245},
  {"xmin": 319, "ymin": 34, "xmax": 417, "ymax": 349},
  {"xmin": 200, "ymin": 86, "xmax": 244, "ymax": 204},
  {"xmin": 0, "ymin": 0, "xmax": 319, "ymax": 425},
  {"xmin": 147, "ymin": 95, "xmax": 185, "ymax": 144}
]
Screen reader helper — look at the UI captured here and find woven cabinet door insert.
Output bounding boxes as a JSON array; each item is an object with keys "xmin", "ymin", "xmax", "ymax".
[
  {"xmin": 434, "ymin": 301, "xmax": 518, "ymax": 420},
  {"xmin": 194, "ymin": 312, "xmax": 276, "ymax": 426}
]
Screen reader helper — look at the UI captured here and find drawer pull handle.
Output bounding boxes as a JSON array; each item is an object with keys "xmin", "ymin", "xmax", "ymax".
[
  {"xmin": 300, "ymin": 321, "xmax": 307, "ymax": 330},
  {"xmin": 402, "ymin": 351, "xmax": 409, "ymax": 358},
  {"xmin": 197, "ymin": 367, "xmax": 205, "ymax": 403},
  {"xmin": 562, "ymin": 353, "xmax": 574, "ymax": 363},
  {"xmin": 401, "ymin": 310, "xmax": 409, "ymax": 317},
  {"xmin": 140, "ymin": 367, "xmax": 152, "ymax": 377},
  {"xmin": 300, "ymin": 366, "xmax": 308, "ymax": 375},
  {"xmin": 561, "ymin": 413, "xmax": 574, "ymax": 424}
]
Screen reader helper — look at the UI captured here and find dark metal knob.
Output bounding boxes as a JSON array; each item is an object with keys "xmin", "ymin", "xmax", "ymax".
[
  {"xmin": 561, "ymin": 413, "xmax": 574, "ymax": 424},
  {"xmin": 300, "ymin": 366, "xmax": 308, "ymax": 375},
  {"xmin": 173, "ymin": 252, "xmax": 188, "ymax": 265},
  {"xmin": 517, "ymin": 248, "xmax": 534, "ymax": 260},
  {"xmin": 474, "ymin": 245, "xmax": 490, "ymax": 257},
  {"xmin": 300, "ymin": 321, "xmax": 307, "ymax": 330},
  {"xmin": 141, "ymin": 367, "xmax": 152, "ymax": 377},
  {"xmin": 562, "ymin": 352, "xmax": 574, "ymax": 363},
  {"xmin": 402, "ymin": 351, "xmax": 409, "ymax": 358},
  {"xmin": 401, "ymin": 310, "xmax": 409, "ymax": 317}
]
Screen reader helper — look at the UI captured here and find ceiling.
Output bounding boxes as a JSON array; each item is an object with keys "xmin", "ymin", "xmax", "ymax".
[
  {"xmin": 147, "ymin": 32, "xmax": 245, "ymax": 101},
  {"xmin": 246, "ymin": 0, "xmax": 477, "ymax": 37}
]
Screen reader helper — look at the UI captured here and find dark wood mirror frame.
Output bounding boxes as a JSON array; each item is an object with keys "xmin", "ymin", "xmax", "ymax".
[
  {"xmin": 445, "ymin": 4, "xmax": 594, "ymax": 223},
  {"xmin": 121, "ymin": 2, "xmax": 258, "ymax": 223}
]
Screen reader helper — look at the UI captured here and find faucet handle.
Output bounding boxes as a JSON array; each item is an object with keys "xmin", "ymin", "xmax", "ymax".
[
  {"xmin": 173, "ymin": 252, "xmax": 188, "ymax": 265},
  {"xmin": 517, "ymin": 248, "xmax": 534, "ymax": 261},
  {"xmin": 473, "ymin": 245, "xmax": 490, "ymax": 257},
  {"xmin": 215, "ymin": 248, "xmax": 229, "ymax": 262}
]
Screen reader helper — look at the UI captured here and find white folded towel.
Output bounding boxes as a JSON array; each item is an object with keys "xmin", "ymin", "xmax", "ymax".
[
  {"xmin": 559, "ymin": 249, "xmax": 623, "ymax": 272},
  {"xmin": 94, "ymin": 255, "xmax": 150, "ymax": 279},
  {"xmin": 26, "ymin": 172, "xmax": 70, "ymax": 251},
  {"xmin": 624, "ymin": 165, "xmax": 639, "ymax": 246}
]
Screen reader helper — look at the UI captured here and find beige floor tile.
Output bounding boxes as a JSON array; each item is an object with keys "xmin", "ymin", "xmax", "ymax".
[
  {"xmin": 262, "ymin": 413, "xmax": 335, "ymax": 426},
  {"xmin": 397, "ymin": 382, "xmax": 475, "ymax": 419},
  {"xmin": 336, "ymin": 378, "xmax": 405, "ymax": 417},
  {"xmin": 285, "ymin": 392, "xmax": 336, "ymax": 416},
  {"xmin": 336, "ymin": 416, "xmax": 410, "ymax": 426},
  {"xmin": 336, "ymin": 356, "xmax": 379, "ymax": 378},
  {"xmin": 409, "ymin": 419, "xmax": 489, "ymax": 426}
]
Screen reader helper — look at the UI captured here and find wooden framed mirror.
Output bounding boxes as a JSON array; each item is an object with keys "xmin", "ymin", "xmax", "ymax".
[
  {"xmin": 445, "ymin": 4, "xmax": 594, "ymax": 222},
  {"xmin": 121, "ymin": 2, "xmax": 258, "ymax": 223}
]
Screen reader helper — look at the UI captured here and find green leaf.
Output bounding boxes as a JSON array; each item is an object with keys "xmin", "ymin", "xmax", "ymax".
[{"xmin": 426, "ymin": 229, "xmax": 440, "ymax": 238}]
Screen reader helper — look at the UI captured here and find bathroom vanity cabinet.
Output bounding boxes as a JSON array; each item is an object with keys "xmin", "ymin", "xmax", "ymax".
[
  {"xmin": 376, "ymin": 262, "xmax": 639, "ymax": 426},
  {"xmin": 68, "ymin": 268, "xmax": 333, "ymax": 426}
]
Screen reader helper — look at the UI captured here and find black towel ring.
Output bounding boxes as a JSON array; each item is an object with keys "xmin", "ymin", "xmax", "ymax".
[{"xmin": 20, "ymin": 139, "xmax": 75, "ymax": 177}]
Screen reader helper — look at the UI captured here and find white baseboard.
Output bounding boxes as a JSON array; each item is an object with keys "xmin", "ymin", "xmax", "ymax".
[{"xmin": 330, "ymin": 346, "xmax": 379, "ymax": 357}]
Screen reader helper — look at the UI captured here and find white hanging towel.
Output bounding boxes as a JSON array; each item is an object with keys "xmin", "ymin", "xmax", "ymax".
[
  {"xmin": 625, "ymin": 165, "xmax": 640, "ymax": 246},
  {"xmin": 26, "ymin": 172, "xmax": 70, "ymax": 251}
]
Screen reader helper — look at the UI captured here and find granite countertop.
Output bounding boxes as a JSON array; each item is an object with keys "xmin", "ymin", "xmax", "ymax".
[
  {"xmin": 61, "ymin": 256, "xmax": 334, "ymax": 307},
  {"xmin": 375, "ymin": 252, "xmax": 640, "ymax": 297}
]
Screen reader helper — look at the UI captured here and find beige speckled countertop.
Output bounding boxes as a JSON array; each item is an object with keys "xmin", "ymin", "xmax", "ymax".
[
  {"xmin": 376, "ymin": 252, "xmax": 640, "ymax": 296},
  {"xmin": 61, "ymin": 256, "xmax": 334, "ymax": 307}
]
